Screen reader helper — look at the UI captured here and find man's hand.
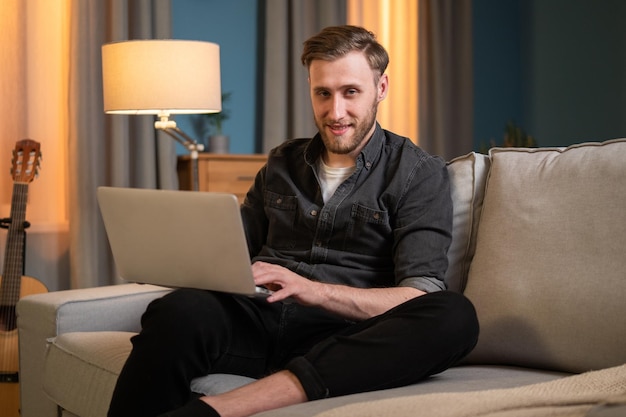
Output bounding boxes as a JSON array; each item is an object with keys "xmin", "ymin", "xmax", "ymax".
[
  {"xmin": 252, "ymin": 261, "xmax": 324, "ymax": 306},
  {"xmin": 251, "ymin": 261, "xmax": 425, "ymax": 321}
]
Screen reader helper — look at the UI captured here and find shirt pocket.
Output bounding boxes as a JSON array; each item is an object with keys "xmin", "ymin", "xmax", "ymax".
[
  {"xmin": 264, "ymin": 190, "xmax": 298, "ymax": 249},
  {"xmin": 345, "ymin": 203, "xmax": 393, "ymax": 255}
]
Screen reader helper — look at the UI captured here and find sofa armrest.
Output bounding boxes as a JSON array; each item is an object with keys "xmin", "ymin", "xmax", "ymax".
[{"xmin": 16, "ymin": 283, "xmax": 171, "ymax": 417}]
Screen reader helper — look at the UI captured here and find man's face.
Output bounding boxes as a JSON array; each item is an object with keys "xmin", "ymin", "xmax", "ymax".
[{"xmin": 308, "ymin": 51, "xmax": 388, "ymax": 163}]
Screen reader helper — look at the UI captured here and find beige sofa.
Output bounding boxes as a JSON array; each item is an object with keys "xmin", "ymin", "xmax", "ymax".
[{"xmin": 17, "ymin": 139, "xmax": 626, "ymax": 417}]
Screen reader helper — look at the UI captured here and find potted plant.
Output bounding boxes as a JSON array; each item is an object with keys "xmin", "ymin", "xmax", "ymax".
[
  {"xmin": 191, "ymin": 92, "xmax": 232, "ymax": 153},
  {"xmin": 479, "ymin": 121, "xmax": 538, "ymax": 154}
]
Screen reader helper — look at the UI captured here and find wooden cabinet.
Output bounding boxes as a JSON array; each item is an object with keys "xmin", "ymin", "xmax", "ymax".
[{"xmin": 177, "ymin": 153, "xmax": 267, "ymax": 203}]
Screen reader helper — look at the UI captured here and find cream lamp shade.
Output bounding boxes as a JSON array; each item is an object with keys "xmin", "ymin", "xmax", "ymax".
[{"xmin": 102, "ymin": 39, "xmax": 221, "ymax": 116}]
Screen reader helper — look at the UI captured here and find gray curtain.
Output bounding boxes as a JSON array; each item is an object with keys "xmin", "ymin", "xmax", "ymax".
[
  {"xmin": 261, "ymin": 0, "xmax": 347, "ymax": 152},
  {"xmin": 418, "ymin": 0, "xmax": 474, "ymax": 160},
  {"xmin": 68, "ymin": 0, "xmax": 176, "ymax": 288}
]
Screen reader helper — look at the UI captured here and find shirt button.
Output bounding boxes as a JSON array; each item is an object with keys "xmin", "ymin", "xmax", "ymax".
[
  {"xmin": 276, "ymin": 198, "xmax": 282, "ymax": 204},
  {"xmin": 310, "ymin": 210, "xmax": 318, "ymax": 216},
  {"xmin": 373, "ymin": 213, "xmax": 380, "ymax": 220},
  {"xmin": 366, "ymin": 161, "xmax": 372, "ymax": 168}
]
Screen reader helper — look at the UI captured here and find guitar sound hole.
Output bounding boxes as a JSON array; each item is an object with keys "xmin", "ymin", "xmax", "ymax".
[{"xmin": 0, "ymin": 306, "xmax": 17, "ymax": 331}]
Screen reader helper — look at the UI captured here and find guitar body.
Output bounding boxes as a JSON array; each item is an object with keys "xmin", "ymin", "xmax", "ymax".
[
  {"xmin": 0, "ymin": 139, "xmax": 44, "ymax": 417},
  {"xmin": 0, "ymin": 275, "xmax": 47, "ymax": 417}
]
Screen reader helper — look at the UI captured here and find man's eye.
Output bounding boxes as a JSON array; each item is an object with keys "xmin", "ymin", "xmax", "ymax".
[
  {"xmin": 346, "ymin": 89, "xmax": 358, "ymax": 96},
  {"xmin": 317, "ymin": 91, "xmax": 330, "ymax": 97}
]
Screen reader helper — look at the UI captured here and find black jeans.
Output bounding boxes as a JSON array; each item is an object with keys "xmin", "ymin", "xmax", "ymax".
[{"xmin": 108, "ymin": 290, "xmax": 478, "ymax": 417}]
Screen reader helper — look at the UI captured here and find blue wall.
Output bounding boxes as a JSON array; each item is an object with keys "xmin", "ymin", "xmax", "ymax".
[
  {"xmin": 473, "ymin": 0, "xmax": 524, "ymax": 150},
  {"xmin": 473, "ymin": 0, "xmax": 626, "ymax": 149},
  {"xmin": 172, "ymin": 0, "xmax": 260, "ymax": 154},
  {"xmin": 524, "ymin": 0, "xmax": 626, "ymax": 146}
]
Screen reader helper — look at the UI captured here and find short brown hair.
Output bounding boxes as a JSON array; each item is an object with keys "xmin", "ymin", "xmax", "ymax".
[{"xmin": 301, "ymin": 25, "xmax": 389, "ymax": 77}]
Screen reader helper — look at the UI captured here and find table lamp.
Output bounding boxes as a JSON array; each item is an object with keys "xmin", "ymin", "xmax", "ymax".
[{"xmin": 101, "ymin": 39, "xmax": 222, "ymax": 191}]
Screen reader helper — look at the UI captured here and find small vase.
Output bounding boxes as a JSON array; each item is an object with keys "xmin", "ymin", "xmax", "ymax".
[{"xmin": 208, "ymin": 135, "xmax": 229, "ymax": 154}]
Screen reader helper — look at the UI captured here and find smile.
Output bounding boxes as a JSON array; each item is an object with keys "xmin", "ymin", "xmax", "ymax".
[{"xmin": 328, "ymin": 124, "xmax": 351, "ymax": 136}]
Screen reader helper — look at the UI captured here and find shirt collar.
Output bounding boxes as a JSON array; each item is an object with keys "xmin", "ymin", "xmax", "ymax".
[{"xmin": 359, "ymin": 123, "xmax": 385, "ymax": 171}]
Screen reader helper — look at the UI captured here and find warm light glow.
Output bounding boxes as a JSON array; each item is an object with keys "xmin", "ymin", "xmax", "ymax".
[
  {"xmin": 348, "ymin": 0, "xmax": 419, "ymax": 144},
  {"xmin": 102, "ymin": 40, "xmax": 222, "ymax": 115},
  {"xmin": 0, "ymin": 0, "xmax": 70, "ymax": 227},
  {"xmin": 0, "ymin": 1, "xmax": 26, "ymax": 212}
]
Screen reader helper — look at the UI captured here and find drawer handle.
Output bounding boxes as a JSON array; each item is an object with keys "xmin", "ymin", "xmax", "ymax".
[{"xmin": 236, "ymin": 176, "xmax": 256, "ymax": 181}]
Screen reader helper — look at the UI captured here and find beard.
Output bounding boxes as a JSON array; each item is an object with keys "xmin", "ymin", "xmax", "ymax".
[{"xmin": 315, "ymin": 101, "xmax": 379, "ymax": 156}]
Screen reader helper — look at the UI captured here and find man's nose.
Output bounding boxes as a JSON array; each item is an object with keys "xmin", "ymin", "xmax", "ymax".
[{"xmin": 330, "ymin": 96, "xmax": 346, "ymax": 119}]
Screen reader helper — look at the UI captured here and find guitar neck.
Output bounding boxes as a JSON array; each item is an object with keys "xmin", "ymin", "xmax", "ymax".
[{"xmin": 0, "ymin": 183, "xmax": 28, "ymax": 306}]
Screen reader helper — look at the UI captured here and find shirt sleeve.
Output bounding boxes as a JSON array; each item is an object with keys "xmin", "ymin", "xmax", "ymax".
[
  {"xmin": 392, "ymin": 156, "xmax": 453, "ymax": 292},
  {"xmin": 398, "ymin": 276, "xmax": 446, "ymax": 293}
]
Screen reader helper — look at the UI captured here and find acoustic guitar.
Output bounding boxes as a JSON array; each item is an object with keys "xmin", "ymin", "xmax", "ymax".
[{"xmin": 0, "ymin": 139, "xmax": 47, "ymax": 417}]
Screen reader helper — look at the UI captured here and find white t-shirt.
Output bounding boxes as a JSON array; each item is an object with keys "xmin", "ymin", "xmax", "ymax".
[{"xmin": 317, "ymin": 158, "xmax": 356, "ymax": 203}]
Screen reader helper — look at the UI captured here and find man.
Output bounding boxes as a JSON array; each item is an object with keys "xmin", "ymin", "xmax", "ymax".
[{"xmin": 108, "ymin": 25, "xmax": 479, "ymax": 417}]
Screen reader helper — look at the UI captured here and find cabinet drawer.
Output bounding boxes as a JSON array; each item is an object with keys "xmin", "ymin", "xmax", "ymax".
[
  {"xmin": 177, "ymin": 154, "xmax": 267, "ymax": 204},
  {"xmin": 204, "ymin": 159, "xmax": 265, "ymax": 197}
]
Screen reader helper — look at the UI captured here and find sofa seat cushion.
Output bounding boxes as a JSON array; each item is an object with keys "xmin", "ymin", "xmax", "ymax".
[
  {"xmin": 43, "ymin": 331, "xmax": 256, "ymax": 417},
  {"xmin": 464, "ymin": 139, "xmax": 626, "ymax": 373},
  {"xmin": 43, "ymin": 332, "xmax": 569, "ymax": 417},
  {"xmin": 298, "ymin": 364, "xmax": 626, "ymax": 417},
  {"xmin": 252, "ymin": 365, "xmax": 570, "ymax": 417}
]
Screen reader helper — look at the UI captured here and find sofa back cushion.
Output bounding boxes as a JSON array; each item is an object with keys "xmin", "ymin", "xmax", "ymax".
[
  {"xmin": 463, "ymin": 139, "xmax": 626, "ymax": 373},
  {"xmin": 445, "ymin": 152, "xmax": 491, "ymax": 292}
]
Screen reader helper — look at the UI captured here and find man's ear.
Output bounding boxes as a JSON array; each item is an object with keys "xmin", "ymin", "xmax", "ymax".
[{"xmin": 377, "ymin": 73, "xmax": 389, "ymax": 102}]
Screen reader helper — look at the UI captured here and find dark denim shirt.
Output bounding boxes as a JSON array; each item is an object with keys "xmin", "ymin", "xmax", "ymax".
[{"xmin": 241, "ymin": 124, "xmax": 452, "ymax": 292}]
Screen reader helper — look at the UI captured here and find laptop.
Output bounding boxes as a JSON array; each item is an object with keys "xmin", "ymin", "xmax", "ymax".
[{"xmin": 97, "ymin": 186, "xmax": 272, "ymax": 298}]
